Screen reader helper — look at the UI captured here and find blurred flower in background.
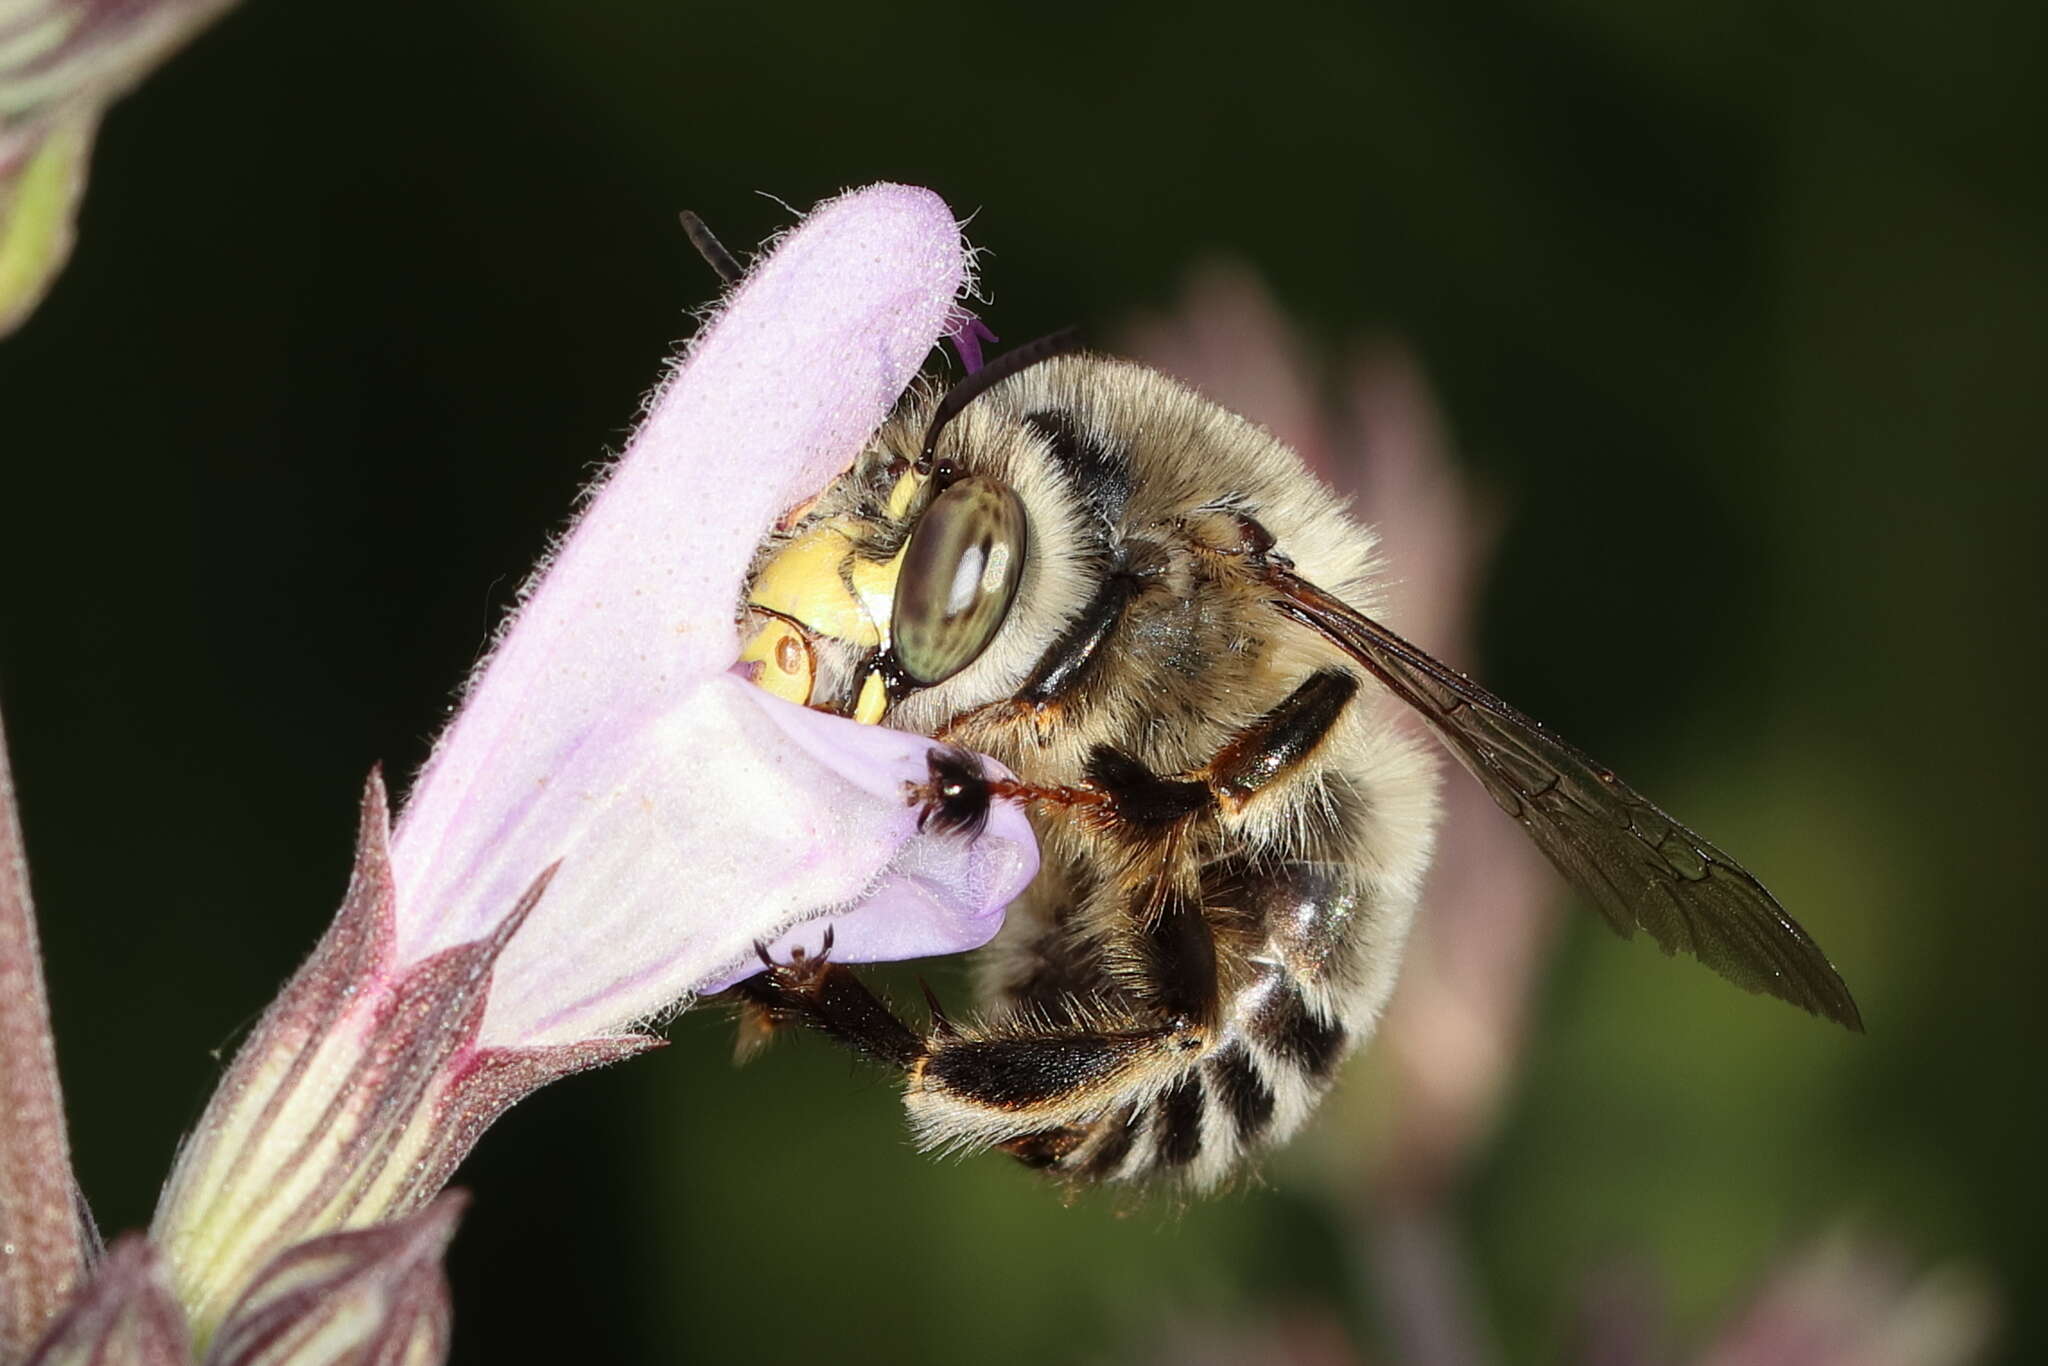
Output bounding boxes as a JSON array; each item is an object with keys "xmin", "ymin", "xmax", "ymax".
[
  {"xmin": 0, "ymin": 184, "xmax": 1035, "ymax": 1361},
  {"xmin": 1125, "ymin": 266, "xmax": 1997, "ymax": 1366},
  {"xmin": 0, "ymin": 0, "xmax": 236, "ymax": 335},
  {"xmin": 1680, "ymin": 1233, "xmax": 1995, "ymax": 1366},
  {"xmin": 1131, "ymin": 1231, "xmax": 1995, "ymax": 1366}
]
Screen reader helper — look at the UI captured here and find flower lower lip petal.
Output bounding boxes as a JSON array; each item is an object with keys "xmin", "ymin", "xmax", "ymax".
[
  {"xmin": 691, "ymin": 686, "xmax": 1040, "ymax": 995},
  {"xmin": 471, "ymin": 675, "xmax": 1037, "ymax": 1045}
]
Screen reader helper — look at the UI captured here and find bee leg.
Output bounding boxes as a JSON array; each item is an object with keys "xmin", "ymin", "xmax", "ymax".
[
  {"xmin": 906, "ymin": 744, "xmax": 1111, "ymax": 833},
  {"xmin": 732, "ymin": 937, "xmax": 927, "ymax": 1071},
  {"xmin": 1199, "ymin": 668, "xmax": 1360, "ymax": 813},
  {"xmin": 946, "ymin": 658, "xmax": 1359, "ymax": 832},
  {"xmin": 733, "ymin": 933, "xmax": 1199, "ymax": 1182},
  {"xmin": 910, "ymin": 874, "xmax": 1220, "ymax": 1178},
  {"xmin": 1012, "ymin": 571, "xmax": 1139, "ymax": 707},
  {"xmin": 908, "ymin": 1008, "xmax": 1211, "ymax": 1169},
  {"xmin": 1078, "ymin": 668, "xmax": 1361, "ymax": 826},
  {"xmin": 727, "ymin": 935, "xmax": 840, "ymax": 1062}
]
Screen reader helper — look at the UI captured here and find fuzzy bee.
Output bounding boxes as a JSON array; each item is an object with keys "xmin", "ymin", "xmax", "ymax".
[{"xmin": 691, "ymin": 220, "xmax": 1862, "ymax": 1192}]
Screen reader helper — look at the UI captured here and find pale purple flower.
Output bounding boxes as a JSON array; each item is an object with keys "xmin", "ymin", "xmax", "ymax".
[
  {"xmin": 147, "ymin": 182, "xmax": 1036, "ymax": 1340},
  {"xmin": 1340, "ymin": 337, "xmax": 1555, "ymax": 1199},
  {"xmin": 379, "ymin": 182, "xmax": 1035, "ymax": 1042},
  {"xmin": 1, "ymin": 182, "xmax": 1036, "ymax": 1361}
]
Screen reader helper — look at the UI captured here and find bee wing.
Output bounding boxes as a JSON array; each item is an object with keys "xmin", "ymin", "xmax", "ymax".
[{"xmin": 1266, "ymin": 568, "xmax": 1862, "ymax": 1031}]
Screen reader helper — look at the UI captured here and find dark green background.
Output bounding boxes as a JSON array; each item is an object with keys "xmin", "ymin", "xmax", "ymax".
[{"xmin": 2, "ymin": 1, "xmax": 2040, "ymax": 1361}]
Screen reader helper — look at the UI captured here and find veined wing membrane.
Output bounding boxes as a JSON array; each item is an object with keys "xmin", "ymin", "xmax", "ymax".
[{"xmin": 1267, "ymin": 568, "xmax": 1862, "ymax": 1031}]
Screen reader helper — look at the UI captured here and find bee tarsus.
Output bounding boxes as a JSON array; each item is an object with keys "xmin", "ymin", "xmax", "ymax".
[
  {"xmin": 908, "ymin": 746, "xmax": 994, "ymax": 838},
  {"xmin": 735, "ymin": 936, "xmax": 925, "ymax": 1072}
]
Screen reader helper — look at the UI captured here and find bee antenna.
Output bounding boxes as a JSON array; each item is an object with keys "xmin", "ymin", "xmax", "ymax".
[
  {"xmin": 679, "ymin": 210, "xmax": 744, "ymax": 284},
  {"xmin": 918, "ymin": 327, "xmax": 1084, "ymax": 469}
]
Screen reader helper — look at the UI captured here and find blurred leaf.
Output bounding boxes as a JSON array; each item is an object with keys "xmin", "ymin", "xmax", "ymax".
[
  {"xmin": 0, "ymin": 111, "xmax": 93, "ymax": 336},
  {"xmin": 0, "ymin": 0, "xmax": 235, "ymax": 337}
]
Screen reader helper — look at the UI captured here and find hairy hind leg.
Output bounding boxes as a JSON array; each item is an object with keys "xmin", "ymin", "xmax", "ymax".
[{"xmin": 733, "ymin": 888, "xmax": 1215, "ymax": 1152}]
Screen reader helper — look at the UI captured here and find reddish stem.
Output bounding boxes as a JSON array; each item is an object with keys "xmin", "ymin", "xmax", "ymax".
[{"xmin": 0, "ymin": 710, "xmax": 87, "ymax": 1361}]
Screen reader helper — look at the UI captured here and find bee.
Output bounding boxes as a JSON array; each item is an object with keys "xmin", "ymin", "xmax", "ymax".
[{"xmin": 690, "ymin": 218, "xmax": 1862, "ymax": 1192}]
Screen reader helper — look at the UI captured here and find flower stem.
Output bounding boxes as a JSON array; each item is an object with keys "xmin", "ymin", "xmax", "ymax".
[{"xmin": 0, "ymin": 709, "xmax": 87, "ymax": 1363}]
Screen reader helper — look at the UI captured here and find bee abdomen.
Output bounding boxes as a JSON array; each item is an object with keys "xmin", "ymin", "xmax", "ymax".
[
  {"xmin": 937, "ymin": 782, "xmax": 1393, "ymax": 1189},
  {"xmin": 1130, "ymin": 1041, "xmax": 1286, "ymax": 1182},
  {"xmin": 971, "ymin": 868, "xmax": 1371, "ymax": 1187},
  {"xmin": 1154, "ymin": 1070, "xmax": 1207, "ymax": 1168},
  {"xmin": 1243, "ymin": 965, "xmax": 1349, "ymax": 1080},
  {"xmin": 1050, "ymin": 1032, "xmax": 1306, "ymax": 1187},
  {"xmin": 1103, "ymin": 969, "xmax": 1356, "ymax": 1185},
  {"xmin": 1205, "ymin": 1040, "xmax": 1278, "ymax": 1142}
]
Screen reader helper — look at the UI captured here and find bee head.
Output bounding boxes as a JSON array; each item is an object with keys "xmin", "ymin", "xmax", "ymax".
[{"xmin": 740, "ymin": 333, "xmax": 1086, "ymax": 724}]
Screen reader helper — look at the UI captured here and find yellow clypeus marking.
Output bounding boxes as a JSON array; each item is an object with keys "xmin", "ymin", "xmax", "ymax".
[
  {"xmin": 739, "ymin": 616, "xmax": 815, "ymax": 706},
  {"xmin": 747, "ymin": 523, "xmax": 882, "ymax": 648}
]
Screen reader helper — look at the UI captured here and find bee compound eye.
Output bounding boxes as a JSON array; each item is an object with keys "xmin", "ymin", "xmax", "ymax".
[{"xmin": 891, "ymin": 476, "xmax": 1027, "ymax": 686}]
